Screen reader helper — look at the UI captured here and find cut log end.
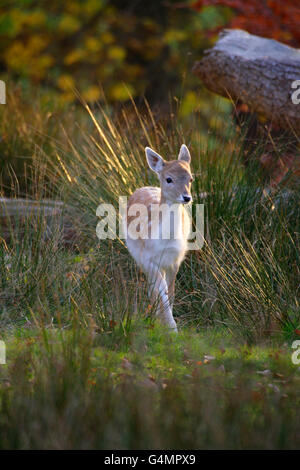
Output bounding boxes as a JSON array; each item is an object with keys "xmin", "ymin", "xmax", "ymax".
[{"xmin": 193, "ymin": 29, "xmax": 300, "ymax": 133}]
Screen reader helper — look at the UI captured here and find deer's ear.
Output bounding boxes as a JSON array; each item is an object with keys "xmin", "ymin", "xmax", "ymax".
[
  {"xmin": 145, "ymin": 147, "xmax": 165, "ymax": 173},
  {"xmin": 178, "ymin": 144, "xmax": 191, "ymax": 164}
]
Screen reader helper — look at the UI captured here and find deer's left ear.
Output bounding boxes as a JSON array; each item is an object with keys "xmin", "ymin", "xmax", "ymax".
[{"xmin": 178, "ymin": 144, "xmax": 191, "ymax": 164}]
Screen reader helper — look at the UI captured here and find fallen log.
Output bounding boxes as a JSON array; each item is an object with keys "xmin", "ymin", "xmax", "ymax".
[
  {"xmin": 0, "ymin": 198, "xmax": 78, "ymax": 245},
  {"xmin": 193, "ymin": 29, "xmax": 300, "ymax": 133}
]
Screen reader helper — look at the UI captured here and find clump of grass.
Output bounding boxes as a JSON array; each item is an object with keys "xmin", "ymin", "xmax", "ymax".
[
  {"xmin": 0, "ymin": 85, "xmax": 93, "ymax": 197},
  {"xmin": 0, "ymin": 205, "xmax": 147, "ymax": 332}
]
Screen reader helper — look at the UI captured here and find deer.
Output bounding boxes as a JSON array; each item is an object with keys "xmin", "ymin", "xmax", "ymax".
[{"xmin": 125, "ymin": 144, "xmax": 193, "ymax": 332}]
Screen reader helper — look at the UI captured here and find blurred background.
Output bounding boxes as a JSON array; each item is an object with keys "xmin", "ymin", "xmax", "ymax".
[
  {"xmin": 1, "ymin": 0, "xmax": 299, "ymax": 192},
  {"xmin": 0, "ymin": 0, "xmax": 299, "ymax": 109},
  {"xmin": 0, "ymin": 0, "xmax": 231, "ymax": 111}
]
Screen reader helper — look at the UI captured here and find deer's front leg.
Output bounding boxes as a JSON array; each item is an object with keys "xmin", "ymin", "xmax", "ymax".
[{"xmin": 146, "ymin": 263, "xmax": 177, "ymax": 332}]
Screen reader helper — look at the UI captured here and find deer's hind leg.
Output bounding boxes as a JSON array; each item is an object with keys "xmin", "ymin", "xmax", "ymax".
[{"xmin": 165, "ymin": 263, "xmax": 179, "ymax": 312}]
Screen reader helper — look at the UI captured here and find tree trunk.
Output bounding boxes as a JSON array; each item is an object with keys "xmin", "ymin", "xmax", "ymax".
[{"xmin": 193, "ymin": 29, "xmax": 300, "ymax": 133}]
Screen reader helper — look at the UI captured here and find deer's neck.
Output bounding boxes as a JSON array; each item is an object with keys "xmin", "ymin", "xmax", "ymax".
[
  {"xmin": 160, "ymin": 191, "xmax": 179, "ymax": 207},
  {"xmin": 156, "ymin": 189, "xmax": 184, "ymax": 242}
]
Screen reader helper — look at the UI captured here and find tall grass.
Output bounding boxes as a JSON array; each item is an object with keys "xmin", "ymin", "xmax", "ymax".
[
  {"xmin": 42, "ymin": 99, "xmax": 299, "ymax": 340},
  {"xmin": 1, "ymin": 95, "xmax": 299, "ymax": 339}
]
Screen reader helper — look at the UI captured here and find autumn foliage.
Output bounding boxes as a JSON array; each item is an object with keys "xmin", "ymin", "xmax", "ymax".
[
  {"xmin": 192, "ymin": 0, "xmax": 300, "ymax": 47},
  {"xmin": 0, "ymin": 1, "xmax": 222, "ymax": 105}
]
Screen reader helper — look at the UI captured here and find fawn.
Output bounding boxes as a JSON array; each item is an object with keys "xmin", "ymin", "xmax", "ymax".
[{"xmin": 125, "ymin": 144, "xmax": 193, "ymax": 332}]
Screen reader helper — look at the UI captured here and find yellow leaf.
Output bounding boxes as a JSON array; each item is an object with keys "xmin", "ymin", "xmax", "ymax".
[
  {"xmin": 179, "ymin": 91, "xmax": 198, "ymax": 117},
  {"xmin": 57, "ymin": 75, "xmax": 75, "ymax": 91},
  {"xmin": 59, "ymin": 15, "xmax": 80, "ymax": 33},
  {"xmin": 58, "ymin": 92, "xmax": 75, "ymax": 106},
  {"xmin": 64, "ymin": 49, "xmax": 85, "ymax": 66},
  {"xmin": 24, "ymin": 10, "xmax": 46, "ymax": 28},
  {"xmin": 85, "ymin": 37, "xmax": 102, "ymax": 53},
  {"xmin": 164, "ymin": 29, "xmax": 186, "ymax": 44},
  {"xmin": 109, "ymin": 83, "xmax": 134, "ymax": 101},
  {"xmin": 82, "ymin": 85, "xmax": 101, "ymax": 103},
  {"xmin": 107, "ymin": 46, "xmax": 126, "ymax": 61},
  {"xmin": 101, "ymin": 32, "xmax": 114, "ymax": 44}
]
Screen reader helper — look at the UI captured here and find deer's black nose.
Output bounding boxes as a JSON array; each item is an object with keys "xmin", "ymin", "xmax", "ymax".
[{"xmin": 183, "ymin": 195, "xmax": 191, "ymax": 203}]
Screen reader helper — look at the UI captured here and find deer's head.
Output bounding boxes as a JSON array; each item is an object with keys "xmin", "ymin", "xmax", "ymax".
[{"xmin": 145, "ymin": 144, "xmax": 193, "ymax": 204}]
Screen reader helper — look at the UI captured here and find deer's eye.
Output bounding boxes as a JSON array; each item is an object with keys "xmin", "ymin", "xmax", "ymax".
[{"xmin": 166, "ymin": 177, "xmax": 173, "ymax": 184}]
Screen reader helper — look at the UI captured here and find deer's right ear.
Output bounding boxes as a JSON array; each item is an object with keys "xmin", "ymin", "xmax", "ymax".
[{"xmin": 145, "ymin": 147, "xmax": 165, "ymax": 173}]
